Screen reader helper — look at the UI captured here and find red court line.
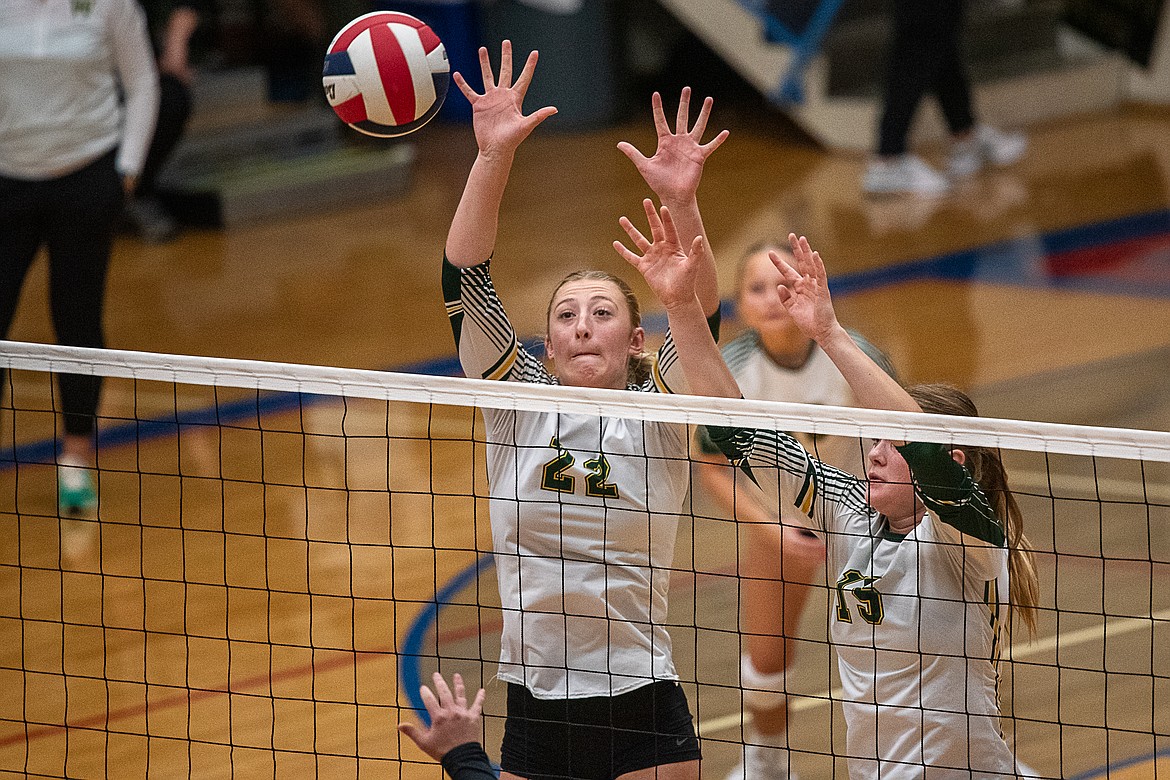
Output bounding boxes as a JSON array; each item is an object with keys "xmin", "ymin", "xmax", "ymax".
[
  {"xmin": 1, "ymin": 647, "xmax": 397, "ymax": 748},
  {"xmin": 4, "ymin": 565, "xmax": 741, "ymax": 747}
]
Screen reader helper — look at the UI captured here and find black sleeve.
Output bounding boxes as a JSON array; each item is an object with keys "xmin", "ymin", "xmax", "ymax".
[
  {"xmin": 896, "ymin": 441, "xmax": 1006, "ymax": 547},
  {"xmin": 701, "ymin": 425, "xmax": 757, "ymax": 481},
  {"xmin": 440, "ymin": 742, "xmax": 497, "ymax": 780},
  {"xmin": 707, "ymin": 308, "xmax": 722, "ymax": 342}
]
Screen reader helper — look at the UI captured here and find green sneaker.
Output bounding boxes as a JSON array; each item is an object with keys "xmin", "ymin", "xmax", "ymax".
[{"xmin": 58, "ymin": 465, "xmax": 97, "ymax": 516}]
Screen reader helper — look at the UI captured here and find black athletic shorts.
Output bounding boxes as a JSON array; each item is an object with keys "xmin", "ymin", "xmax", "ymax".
[{"xmin": 499, "ymin": 680, "xmax": 701, "ymax": 779}]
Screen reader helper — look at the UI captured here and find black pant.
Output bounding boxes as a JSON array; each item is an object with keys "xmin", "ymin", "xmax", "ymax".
[
  {"xmin": 877, "ymin": 0, "xmax": 976, "ymax": 157},
  {"xmin": 138, "ymin": 72, "xmax": 193, "ymax": 198},
  {"xmin": 500, "ymin": 681, "xmax": 701, "ymax": 779},
  {"xmin": 0, "ymin": 151, "xmax": 122, "ymax": 437}
]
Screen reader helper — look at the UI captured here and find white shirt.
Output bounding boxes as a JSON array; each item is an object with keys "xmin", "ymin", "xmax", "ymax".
[
  {"xmin": 742, "ymin": 432, "xmax": 1018, "ymax": 777},
  {"xmin": 719, "ymin": 329, "xmax": 865, "ymax": 480},
  {"xmin": 0, "ymin": 0, "xmax": 158, "ymax": 179},
  {"xmin": 444, "ymin": 259, "xmax": 697, "ymax": 698}
]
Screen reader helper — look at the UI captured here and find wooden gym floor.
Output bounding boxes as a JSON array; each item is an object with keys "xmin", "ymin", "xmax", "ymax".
[{"xmin": 1, "ymin": 99, "xmax": 1169, "ymax": 778}]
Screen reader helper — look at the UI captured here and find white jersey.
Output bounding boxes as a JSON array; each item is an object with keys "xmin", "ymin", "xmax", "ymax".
[
  {"xmin": 718, "ymin": 329, "xmax": 867, "ymax": 478},
  {"xmin": 444, "ymin": 260, "xmax": 703, "ymax": 699},
  {"xmin": 732, "ymin": 429, "xmax": 1017, "ymax": 777},
  {"xmin": 0, "ymin": 0, "xmax": 159, "ymax": 179}
]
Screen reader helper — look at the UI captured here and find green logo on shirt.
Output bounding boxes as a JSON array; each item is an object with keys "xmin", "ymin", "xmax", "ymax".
[
  {"xmin": 835, "ymin": 569, "xmax": 885, "ymax": 625},
  {"xmin": 72, "ymin": 0, "xmax": 94, "ymax": 15}
]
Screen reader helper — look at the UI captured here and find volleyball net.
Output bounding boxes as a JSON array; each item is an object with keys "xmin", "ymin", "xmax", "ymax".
[{"xmin": 1, "ymin": 341, "xmax": 1167, "ymax": 778}]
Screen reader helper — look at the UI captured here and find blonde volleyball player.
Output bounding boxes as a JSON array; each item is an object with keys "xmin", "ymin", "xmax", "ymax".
[
  {"xmin": 695, "ymin": 241, "xmax": 896, "ymax": 780},
  {"xmin": 710, "ymin": 234, "xmax": 1040, "ymax": 777},
  {"xmin": 443, "ymin": 41, "xmax": 737, "ymax": 780}
]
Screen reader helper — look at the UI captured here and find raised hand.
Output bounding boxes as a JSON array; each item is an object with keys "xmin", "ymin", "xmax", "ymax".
[
  {"xmin": 617, "ymin": 88, "xmax": 729, "ymax": 204},
  {"xmin": 770, "ymin": 233, "xmax": 840, "ymax": 344},
  {"xmin": 614, "ymin": 199, "xmax": 703, "ymax": 311},
  {"xmin": 397, "ymin": 672, "xmax": 487, "ymax": 762},
  {"xmin": 452, "ymin": 40, "xmax": 557, "ymax": 158}
]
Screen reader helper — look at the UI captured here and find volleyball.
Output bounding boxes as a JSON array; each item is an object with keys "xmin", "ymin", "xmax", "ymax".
[{"xmin": 322, "ymin": 11, "xmax": 450, "ymax": 138}]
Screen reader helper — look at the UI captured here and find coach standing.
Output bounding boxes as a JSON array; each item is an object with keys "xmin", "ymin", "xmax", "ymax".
[{"xmin": 0, "ymin": 0, "xmax": 159, "ymax": 518}]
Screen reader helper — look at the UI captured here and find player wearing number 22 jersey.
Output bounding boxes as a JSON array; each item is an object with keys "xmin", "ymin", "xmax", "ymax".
[
  {"xmin": 719, "ymin": 423, "xmax": 1021, "ymax": 778},
  {"xmin": 444, "ymin": 258, "xmax": 718, "ymax": 700}
]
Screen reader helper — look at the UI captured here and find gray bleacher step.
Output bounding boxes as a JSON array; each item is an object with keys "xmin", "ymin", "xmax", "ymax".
[
  {"xmin": 156, "ymin": 101, "xmax": 416, "ymax": 227},
  {"xmin": 164, "ymin": 143, "xmax": 416, "ymax": 227}
]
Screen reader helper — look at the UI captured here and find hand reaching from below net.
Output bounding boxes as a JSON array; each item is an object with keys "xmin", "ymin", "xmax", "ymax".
[
  {"xmin": 614, "ymin": 199, "xmax": 704, "ymax": 312},
  {"xmin": 769, "ymin": 233, "xmax": 843, "ymax": 345},
  {"xmin": 617, "ymin": 88, "xmax": 729, "ymax": 205},
  {"xmin": 398, "ymin": 672, "xmax": 487, "ymax": 763},
  {"xmin": 453, "ymin": 40, "xmax": 558, "ymax": 161}
]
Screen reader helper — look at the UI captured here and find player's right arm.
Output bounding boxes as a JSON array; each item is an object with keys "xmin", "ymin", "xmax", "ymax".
[
  {"xmin": 721, "ymin": 427, "xmax": 869, "ymax": 534},
  {"xmin": 443, "ymin": 258, "xmax": 549, "ymax": 383},
  {"xmin": 445, "ymin": 41, "xmax": 556, "ymax": 269}
]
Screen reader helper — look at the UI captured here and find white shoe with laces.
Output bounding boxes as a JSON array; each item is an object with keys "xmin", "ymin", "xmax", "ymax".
[
  {"xmin": 724, "ymin": 741, "xmax": 796, "ymax": 780},
  {"xmin": 948, "ymin": 124, "xmax": 1028, "ymax": 178},
  {"xmin": 862, "ymin": 154, "xmax": 950, "ymax": 197}
]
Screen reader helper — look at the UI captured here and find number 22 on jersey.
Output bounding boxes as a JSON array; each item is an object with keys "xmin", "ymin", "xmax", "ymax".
[{"xmin": 540, "ymin": 436, "xmax": 621, "ymax": 499}]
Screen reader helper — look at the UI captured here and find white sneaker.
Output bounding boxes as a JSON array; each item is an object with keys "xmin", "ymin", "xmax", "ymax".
[
  {"xmin": 58, "ymin": 464, "xmax": 97, "ymax": 516},
  {"xmin": 948, "ymin": 124, "xmax": 1028, "ymax": 178},
  {"xmin": 724, "ymin": 742, "xmax": 796, "ymax": 780},
  {"xmin": 862, "ymin": 154, "xmax": 950, "ymax": 197}
]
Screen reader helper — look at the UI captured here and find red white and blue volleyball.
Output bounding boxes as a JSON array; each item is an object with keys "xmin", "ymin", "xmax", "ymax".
[{"xmin": 323, "ymin": 12, "xmax": 449, "ymax": 138}]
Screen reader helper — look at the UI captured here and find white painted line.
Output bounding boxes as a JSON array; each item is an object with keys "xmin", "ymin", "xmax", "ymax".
[
  {"xmin": 698, "ymin": 606, "xmax": 1170, "ymax": 737},
  {"xmin": 1011, "ymin": 469, "xmax": 1170, "ymax": 504}
]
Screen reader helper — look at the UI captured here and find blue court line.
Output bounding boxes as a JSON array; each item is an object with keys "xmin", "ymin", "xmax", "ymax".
[
  {"xmin": 1068, "ymin": 744, "xmax": 1170, "ymax": 779},
  {"xmin": 399, "ymin": 554, "xmax": 495, "ymax": 725},
  {"xmin": 5, "ymin": 209, "xmax": 1170, "ymax": 771},
  {"xmin": 392, "ymin": 207, "xmax": 1170, "ymax": 763},
  {"xmin": 3, "ymin": 207, "xmax": 1167, "ymax": 473}
]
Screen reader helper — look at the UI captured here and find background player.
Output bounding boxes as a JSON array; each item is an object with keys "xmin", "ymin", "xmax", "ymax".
[
  {"xmin": 696, "ymin": 241, "xmax": 896, "ymax": 779},
  {"xmin": 709, "ymin": 233, "xmax": 1040, "ymax": 776}
]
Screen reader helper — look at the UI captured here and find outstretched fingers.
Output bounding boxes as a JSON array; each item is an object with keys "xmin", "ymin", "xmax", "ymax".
[
  {"xmin": 617, "ymin": 215, "xmax": 652, "ymax": 255},
  {"xmin": 651, "ymin": 91, "xmax": 671, "ymax": 137},
  {"xmin": 701, "ymin": 128, "xmax": 730, "ymax": 155},
  {"xmin": 432, "ymin": 671, "xmax": 455, "ymax": 708},
  {"xmin": 497, "ymin": 39, "xmax": 514, "ymax": 88},
  {"xmin": 686, "ymin": 235, "xmax": 704, "ymax": 263},
  {"xmin": 451, "ymin": 673, "xmax": 467, "ymax": 707},
  {"xmin": 523, "ymin": 105, "xmax": 559, "ymax": 133},
  {"xmin": 469, "ymin": 687, "xmax": 486, "ymax": 718},
  {"xmin": 674, "ymin": 86, "xmax": 692, "ymax": 134},
  {"xmin": 768, "ymin": 249, "xmax": 802, "ymax": 291},
  {"xmin": 512, "ymin": 49, "xmax": 540, "ymax": 99},
  {"xmin": 452, "ymin": 70, "xmax": 478, "ymax": 102},
  {"xmin": 477, "ymin": 45, "xmax": 495, "ymax": 90},
  {"xmin": 788, "ymin": 233, "xmax": 828, "ymax": 287},
  {"xmin": 418, "ymin": 682, "xmax": 441, "ymax": 720},
  {"xmin": 616, "ymin": 140, "xmax": 648, "ymax": 167},
  {"xmin": 657, "ymin": 204, "xmax": 680, "ymax": 248}
]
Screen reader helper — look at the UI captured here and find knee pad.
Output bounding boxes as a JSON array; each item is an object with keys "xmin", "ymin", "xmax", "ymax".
[{"xmin": 739, "ymin": 655, "xmax": 789, "ymax": 712}]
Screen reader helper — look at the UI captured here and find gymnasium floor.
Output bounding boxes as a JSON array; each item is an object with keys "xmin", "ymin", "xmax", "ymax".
[{"xmin": 2, "ymin": 97, "xmax": 1169, "ymax": 778}]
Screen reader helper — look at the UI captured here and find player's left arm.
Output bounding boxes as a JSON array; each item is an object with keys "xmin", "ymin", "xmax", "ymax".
[
  {"xmin": 618, "ymin": 89, "xmax": 727, "ymax": 318},
  {"xmin": 109, "ymin": 0, "xmax": 160, "ymax": 192},
  {"xmin": 899, "ymin": 441, "xmax": 1007, "ymax": 575},
  {"xmin": 614, "ymin": 200, "xmax": 739, "ymax": 399}
]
